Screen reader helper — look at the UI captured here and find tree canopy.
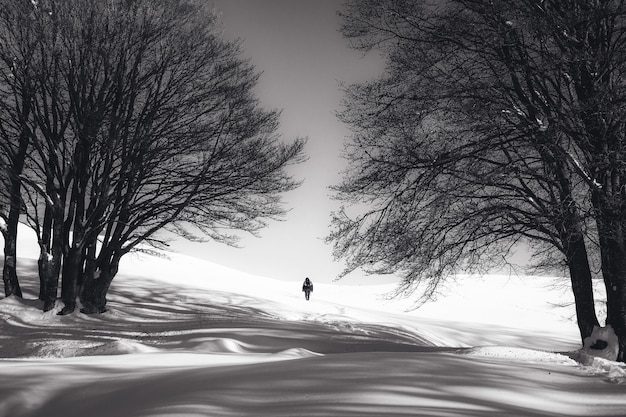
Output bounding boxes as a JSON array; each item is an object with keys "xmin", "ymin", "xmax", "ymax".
[
  {"xmin": 332, "ymin": 0, "xmax": 626, "ymax": 360},
  {"xmin": 0, "ymin": 0, "xmax": 305, "ymax": 314}
]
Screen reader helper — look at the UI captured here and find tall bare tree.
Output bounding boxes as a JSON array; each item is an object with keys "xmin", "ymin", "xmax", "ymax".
[
  {"xmin": 332, "ymin": 0, "xmax": 626, "ymax": 358},
  {"xmin": 0, "ymin": 0, "xmax": 40, "ymax": 298},
  {"xmin": 2, "ymin": 0, "xmax": 306, "ymax": 314}
]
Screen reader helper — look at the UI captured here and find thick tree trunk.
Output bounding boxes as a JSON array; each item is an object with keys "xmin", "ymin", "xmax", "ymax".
[
  {"xmin": 37, "ymin": 207, "xmax": 53, "ymax": 301},
  {"xmin": 2, "ymin": 172, "xmax": 25, "ymax": 298},
  {"xmin": 608, "ymin": 278, "xmax": 626, "ymax": 362},
  {"xmin": 41, "ymin": 253, "xmax": 61, "ymax": 312},
  {"xmin": 60, "ymin": 133, "xmax": 90, "ymax": 315},
  {"xmin": 598, "ymin": 233, "xmax": 626, "ymax": 362},
  {"xmin": 59, "ymin": 246, "xmax": 83, "ymax": 315},
  {"xmin": 554, "ymin": 158, "xmax": 599, "ymax": 344},
  {"xmin": 566, "ymin": 234, "xmax": 600, "ymax": 343},
  {"xmin": 2, "ymin": 231, "xmax": 22, "ymax": 298},
  {"xmin": 1, "ymin": 88, "xmax": 31, "ymax": 299},
  {"xmin": 83, "ymin": 239, "xmax": 97, "ymax": 288},
  {"xmin": 1, "ymin": 179, "xmax": 20, "ymax": 298},
  {"xmin": 592, "ymin": 185, "xmax": 626, "ymax": 361},
  {"xmin": 37, "ymin": 244, "xmax": 49, "ymax": 301},
  {"xmin": 80, "ymin": 253, "xmax": 119, "ymax": 314},
  {"xmin": 42, "ymin": 216, "xmax": 64, "ymax": 312}
]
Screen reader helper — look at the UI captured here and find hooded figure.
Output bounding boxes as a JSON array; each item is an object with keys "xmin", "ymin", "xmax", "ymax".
[{"xmin": 302, "ymin": 277, "xmax": 313, "ymax": 300}]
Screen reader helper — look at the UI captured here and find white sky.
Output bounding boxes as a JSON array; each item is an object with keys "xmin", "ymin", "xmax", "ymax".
[{"xmin": 174, "ymin": 1, "xmax": 385, "ymax": 283}]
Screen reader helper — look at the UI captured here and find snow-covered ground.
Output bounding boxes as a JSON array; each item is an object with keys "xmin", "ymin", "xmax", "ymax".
[{"xmin": 0, "ymin": 231, "xmax": 625, "ymax": 416}]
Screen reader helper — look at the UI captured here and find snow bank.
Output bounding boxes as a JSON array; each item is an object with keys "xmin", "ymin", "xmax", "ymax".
[
  {"xmin": 559, "ymin": 325, "xmax": 626, "ymax": 384},
  {"xmin": 582, "ymin": 325, "xmax": 619, "ymax": 361},
  {"xmin": 579, "ymin": 355, "xmax": 626, "ymax": 384},
  {"xmin": 464, "ymin": 346, "xmax": 579, "ymax": 365}
]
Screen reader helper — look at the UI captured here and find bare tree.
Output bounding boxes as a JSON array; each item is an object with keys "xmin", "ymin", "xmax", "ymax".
[
  {"xmin": 0, "ymin": 0, "xmax": 40, "ymax": 298},
  {"xmin": 2, "ymin": 0, "xmax": 306, "ymax": 314},
  {"xmin": 331, "ymin": 0, "xmax": 626, "ymax": 352}
]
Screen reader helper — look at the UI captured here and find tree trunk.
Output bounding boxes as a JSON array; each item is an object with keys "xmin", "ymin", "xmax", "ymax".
[
  {"xmin": 37, "ymin": 244, "xmax": 50, "ymax": 302},
  {"xmin": 1, "ymin": 167, "xmax": 20, "ymax": 298},
  {"xmin": 41, "ymin": 253, "xmax": 60, "ymax": 312},
  {"xmin": 553, "ymin": 156, "xmax": 599, "ymax": 344},
  {"xmin": 37, "ymin": 207, "xmax": 53, "ymax": 301},
  {"xmin": 59, "ymin": 246, "xmax": 83, "ymax": 315},
  {"xmin": 2, "ymin": 230, "xmax": 22, "ymax": 298},
  {"xmin": 591, "ymin": 182, "xmax": 626, "ymax": 361},
  {"xmin": 598, "ymin": 232, "xmax": 626, "ymax": 362},
  {"xmin": 42, "ymin": 216, "xmax": 63, "ymax": 312},
  {"xmin": 60, "ymin": 131, "xmax": 90, "ymax": 315},
  {"xmin": 2, "ymin": 160, "xmax": 27, "ymax": 298},
  {"xmin": 83, "ymin": 238, "xmax": 97, "ymax": 288},
  {"xmin": 80, "ymin": 252, "xmax": 119, "ymax": 314},
  {"xmin": 566, "ymin": 234, "xmax": 600, "ymax": 343},
  {"xmin": 1, "ymin": 75, "xmax": 32, "ymax": 299}
]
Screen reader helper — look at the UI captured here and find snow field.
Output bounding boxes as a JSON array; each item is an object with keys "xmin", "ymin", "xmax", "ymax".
[{"xmin": 0, "ymin": 228, "xmax": 625, "ymax": 416}]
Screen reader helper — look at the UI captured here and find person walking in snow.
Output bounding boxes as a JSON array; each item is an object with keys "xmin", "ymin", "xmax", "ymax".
[{"xmin": 302, "ymin": 277, "xmax": 313, "ymax": 301}]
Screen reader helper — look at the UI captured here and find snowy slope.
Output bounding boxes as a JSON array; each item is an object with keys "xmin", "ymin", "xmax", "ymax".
[{"xmin": 0, "ymin": 232, "xmax": 625, "ymax": 417}]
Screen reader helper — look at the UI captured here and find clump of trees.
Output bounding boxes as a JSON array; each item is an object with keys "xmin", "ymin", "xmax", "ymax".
[
  {"xmin": 0, "ymin": 0, "xmax": 305, "ymax": 314},
  {"xmin": 331, "ymin": 0, "xmax": 626, "ymax": 361}
]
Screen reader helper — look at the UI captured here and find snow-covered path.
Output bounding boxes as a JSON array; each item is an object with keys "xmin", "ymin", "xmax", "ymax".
[
  {"xmin": 0, "ymin": 349, "xmax": 618, "ymax": 417},
  {"xmin": 0, "ymin": 248, "xmax": 625, "ymax": 416}
]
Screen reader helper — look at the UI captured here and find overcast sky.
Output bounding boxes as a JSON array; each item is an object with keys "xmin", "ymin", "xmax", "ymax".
[{"xmin": 173, "ymin": 1, "xmax": 385, "ymax": 283}]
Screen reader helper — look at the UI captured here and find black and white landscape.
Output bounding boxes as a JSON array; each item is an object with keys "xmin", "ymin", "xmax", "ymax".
[{"xmin": 0, "ymin": 228, "xmax": 624, "ymax": 417}]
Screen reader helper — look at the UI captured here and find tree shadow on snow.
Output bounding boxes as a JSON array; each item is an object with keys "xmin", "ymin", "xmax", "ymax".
[
  {"xmin": 6, "ymin": 351, "xmax": 625, "ymax": 417},
  {"xmin": 1, "ymin": 260, "xmax": 625, "ymax": 416},
  {"xmin": 0, "ymin": 264, "xmax": 454, "ymax": 358}
]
